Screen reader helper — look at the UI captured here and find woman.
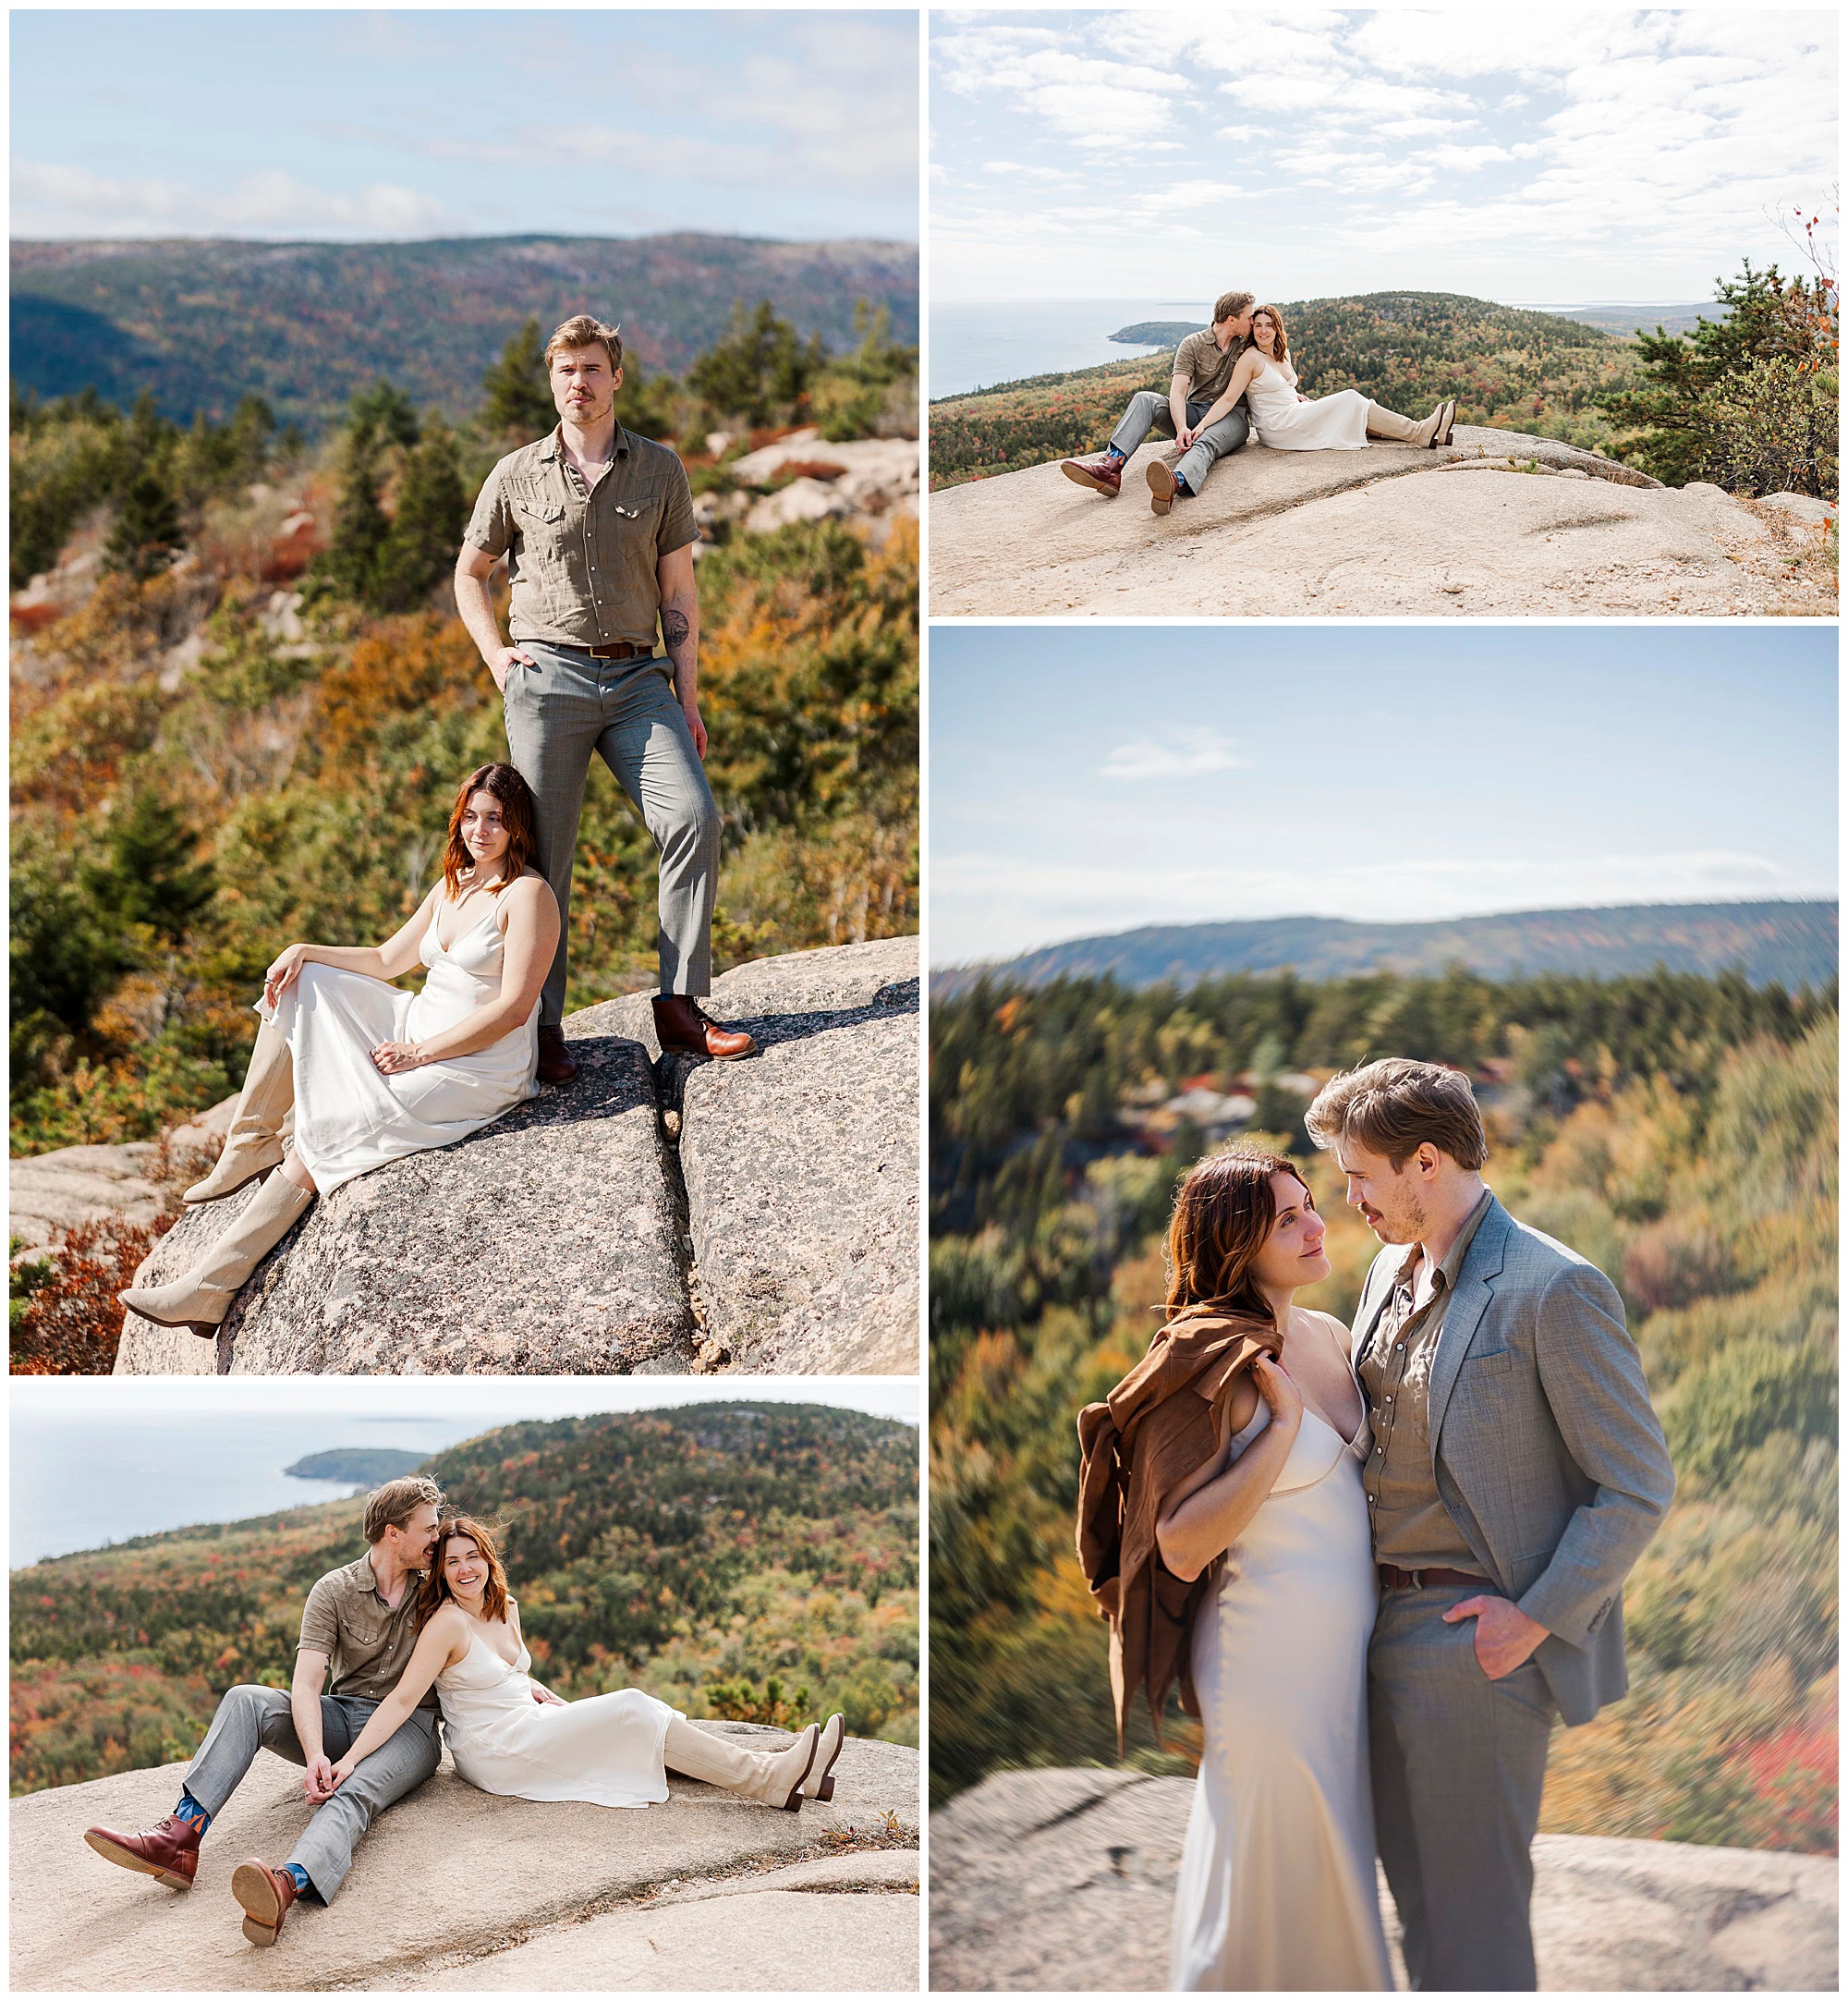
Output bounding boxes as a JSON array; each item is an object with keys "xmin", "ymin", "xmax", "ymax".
[
  {"xmin": 1080, "ymin": 1150, "xmax": 1391, "ymax": 1992},
  {"xmin": 119, "ymin": 763, "xmax": 561, "ymax": 1334},
  {"xmin": 1153, "ymin": 304, "xmax": 1454, "ymax": 503},
  {"xmin": 327, "ymin": 1515, "xmax": 847, "ymax": 1816}
]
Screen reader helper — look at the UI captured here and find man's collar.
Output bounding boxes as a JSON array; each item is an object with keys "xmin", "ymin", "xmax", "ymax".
[{"xmin": 543, "ymin": 420, "xmax": 631, "ymax": 464}]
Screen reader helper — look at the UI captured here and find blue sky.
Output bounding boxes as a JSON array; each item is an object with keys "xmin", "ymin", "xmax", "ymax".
[
  {"xmin": 928, "ymin": 629, "xmax": 1839, "ymax": 967},
  {"xmin": 11, "ymin": 10, "xmax": 918, "ymax": 243},
  {"xmin": 930, "ymin": 9, "xmax": 1837, "ymax": 303}
]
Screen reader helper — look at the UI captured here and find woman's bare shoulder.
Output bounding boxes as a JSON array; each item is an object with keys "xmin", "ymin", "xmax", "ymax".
[{"xmin": 1305, "ymin": 1307, "xmax": 1356, "ymax": 1353}]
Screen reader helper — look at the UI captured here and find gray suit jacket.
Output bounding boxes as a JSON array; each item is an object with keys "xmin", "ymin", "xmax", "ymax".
[{"xmin": 1354, "ymin": 1194, "xmax": 1674, "ymax": 1726}]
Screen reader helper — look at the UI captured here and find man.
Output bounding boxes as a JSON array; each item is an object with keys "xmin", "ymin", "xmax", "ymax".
[
  {"xmin": 1305, "ymin": 1059, "xmax": 1674, "ymax": 1992},
  {"xmin": 83, "ymin": 1478, "xmax": 448, "ymax": 1946},
  {"xmin": 455, "ymin": 312, "xmax": 757, "ymax": 1084},
  {"xmin": 1062, "ymin": 290, "xmax": 1256, "ymax": 516}
]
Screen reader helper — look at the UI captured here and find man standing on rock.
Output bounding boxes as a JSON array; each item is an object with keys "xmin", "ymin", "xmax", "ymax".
[
  {"xmin": 1062, "ymin": 291, "xmax": 1256, "ymax": 515},
  {"xmin": 456, "ymin": 312, "xmax": 756, "ymax": 1083},
  {"xmin": 1306, "ymin": 1060, "xmax": 1674, "ymax": 1991},
  {"xmin": 82, "ymin": 1479, "xmax": 450, "ymax": 1947}
]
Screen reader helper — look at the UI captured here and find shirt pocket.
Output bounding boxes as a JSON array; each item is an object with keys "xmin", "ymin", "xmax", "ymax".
[{"xmin": 513, "ymin": 486, "xmax": 568, "ymax": 565}]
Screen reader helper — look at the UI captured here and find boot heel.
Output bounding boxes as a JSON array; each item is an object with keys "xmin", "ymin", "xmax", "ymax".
[{"xmin": 817, "ymin": 1775, "xmax": 834, "ymax": 1801}]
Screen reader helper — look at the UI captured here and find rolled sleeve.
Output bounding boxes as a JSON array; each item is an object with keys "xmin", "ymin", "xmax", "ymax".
[
  {"xmin": 656, "ymin": 460, "xmax": 698, "ymax": 559},
  {"xmin": 298, "ymin": 1576, "xmax": 340, "ymax": 1657},
  {"xmin": 463, "ymin": 462, "xmax": 515, "ymax": 559}
]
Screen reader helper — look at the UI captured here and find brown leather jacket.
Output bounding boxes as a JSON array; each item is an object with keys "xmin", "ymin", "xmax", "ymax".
[{"xmin": 1076, "ymin": 1307, "xmax": 1280, "ymax": 1751}]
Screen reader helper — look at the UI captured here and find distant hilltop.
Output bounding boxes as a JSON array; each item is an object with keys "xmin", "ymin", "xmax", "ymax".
[
  {"xmin": 11, "ymin": 231, "xmax": 918, "ymax": 430},
  {"xmin": 283, "ymin": 1447, "xmax": 430, "ymax": 1484},
  {"xmin": 932, "ymin": 900, "xmax": 1841, "ymax": 997}
]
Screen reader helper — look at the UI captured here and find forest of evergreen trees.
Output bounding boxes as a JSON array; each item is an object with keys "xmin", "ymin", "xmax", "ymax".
[
  {"xmin": 12, "ymin": 1404, "xmax": 918, "ymax": 1794},
  {"xmin": 930, "ymin": 969, "xmax": 1838, "ymax": 1855}
]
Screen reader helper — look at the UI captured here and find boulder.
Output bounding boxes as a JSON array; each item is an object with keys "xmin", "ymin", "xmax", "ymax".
[
  {"xmin": 10, "ymin": 1725, "xmax": 918, "ymax": 1993},
  {"xmin": 928, "ymin": 428, "xmax": 1830, "ymax": 616},
  {"xmin": 929, "ymin": 1767, "xmax": 1837, "ymax": 1992},
  {"xmin": 746, "ymin": 477, "xmax": 853, "ymax": 533},
  {"xmin": 9, "ymin": 1144, "xmax": 173, "ymax": 1263},
  {"xmin": 110, "ymin": 939, "xmax": 919, "ymax": 1376},
  {"xmin": 576, "ymin": 937, "xmax": 920, "ymax": 1374},
  {"xmin": 1756, "ymin": 491, "xmax": 1838, "ymax": 527}
]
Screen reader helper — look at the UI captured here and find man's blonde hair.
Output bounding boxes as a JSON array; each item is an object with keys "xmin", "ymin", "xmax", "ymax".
[
  {"xmin": 1212, "ymin": 290, "xmax": 1256, "ymax": 327},
  {"xmin": 544, "ymin": 313, "xmax": 623, "ymax": 374},
  {"xmin": 364, "ymin": 1476, "xmax": 444, "ymax": 1545},
  {"xmin": 1304, "ymin": 1058, "xmax": 1489, "ymax": 1171}
]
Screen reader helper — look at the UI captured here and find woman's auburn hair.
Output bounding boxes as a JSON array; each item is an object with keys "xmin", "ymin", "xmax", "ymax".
[
  {"xmin": 442, "ymin": 763, "xmax": 539, "ymax": 899},
  {"xmin": 418, "ymin": 1513, "xmax": 511, "ymax": 1629},
  {"xmin": 1164, "ymin": 1147, "xmax": 1309, "ymax": 1325},
  {"xmin": 1251, "ymin": 303, "xmax": 1290, "ymax": 362}
]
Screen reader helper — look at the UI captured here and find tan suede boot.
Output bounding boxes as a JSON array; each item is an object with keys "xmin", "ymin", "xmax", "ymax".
[
  {"xmin": 663, "ymin": 1716, "xmax": 819, "ymax": 1811},
  {"xmin": 1366, "ymin": 398, "xmax": 1451, "ymax": 448},
  {"xmin": 801, "ymin": 1713, "xmax": 846, "ymax": 1800},
  {"xmin": 119, "ymin": 1174, "xmax": 314, "ymax": 1335},
  {"xmin": 183, "ymin": 1023, "xmax": 294, "ymax": 1202}
]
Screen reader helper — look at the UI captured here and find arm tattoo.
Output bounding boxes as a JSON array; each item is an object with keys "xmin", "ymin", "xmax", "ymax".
[{"xmin": 662, "ymin": 608, "xmax": 691, "ymax": 651}]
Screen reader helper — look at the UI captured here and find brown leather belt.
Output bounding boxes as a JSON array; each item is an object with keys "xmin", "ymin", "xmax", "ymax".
[
  {"xmin": 583, "ymin": 641, "xmax": 648, "ymax": 660},
  {"xmin": 1380, "ymin": 1565, "xmax": 1492, "ymax": 1592}
]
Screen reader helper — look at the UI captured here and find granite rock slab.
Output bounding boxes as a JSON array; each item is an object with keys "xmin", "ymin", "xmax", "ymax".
[
  {"xmin": 12, "ymin": 1726, "xmax": 919, "ymax": 1992},
  {"xmin": 928, "ymin": 1767, "xmax": 1837, "ymax": 1992},
  {"xmin": 115, "ymin": 1034, "xmax": 691, "ymax": 1375},
  {"xmin": 584, "ymin": 938, "xmax": 919, "ymax": 1374}
]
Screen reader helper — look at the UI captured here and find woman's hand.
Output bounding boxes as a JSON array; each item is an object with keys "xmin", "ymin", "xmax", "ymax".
[
  {"xmin": 371, "ymin": 1041, "xmax": 426, "ymax": 1076},
  {"xmin": 530, "ymin": 1683, "xmax": 566, "ymax": 1707},
  {"xmin": 263, "ymin": 944, "xmax": 311, "ymax": 1007},
  {"xmin": 1250, "ymin": 1352, "xmax": 1304, "ymax": 1431}
]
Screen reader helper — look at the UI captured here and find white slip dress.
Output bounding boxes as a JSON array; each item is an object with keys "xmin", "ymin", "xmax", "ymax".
[
  {"xmin": 255, "ymin": 893, "xmax": 540, "ymax": 1193},
  {"xmin": 1169, "ymin": 1325, "xmax": 1393, "ymax": 1992},
  {"xmin": 437, "ymin": 1627, "xmax": 675, "ymax": 1810},
  {"xmin": 1245, "ymin": 356, "xmax": 1373, "ymax": 451}
]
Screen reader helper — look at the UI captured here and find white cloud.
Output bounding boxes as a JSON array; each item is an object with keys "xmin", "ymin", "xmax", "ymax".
[
  {"xmin": 1101, "ymin": 729, "xmax": 1253, "ymax": 781},
  {"xmin": 12, "ymin": 159, "xmax": 470, "ymax": 238},
  {"xmin": 930, "ymin": 9, "xmax": 1837, "ymax": 301}
]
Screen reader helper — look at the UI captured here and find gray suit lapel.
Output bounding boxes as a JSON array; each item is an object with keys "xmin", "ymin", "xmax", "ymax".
[{"xmin": 1426, "ymin": 1197, "xmax": 1513, "ymax": 1447}]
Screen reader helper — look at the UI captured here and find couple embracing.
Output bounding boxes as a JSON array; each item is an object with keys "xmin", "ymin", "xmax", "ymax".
[
  {"xmin": 121, "ymin": 314, "xmax": 755, "ymax": 1335},
  {"xmin": 1079, "ymin": 1059, "xmax": 1675, "ymax": 1991},
  {"xmin": 83, "ymin": 1478, "xmax": 845, "ymax": 1946},
  {"xmin": 1062, "ymin": 289, "xmax": 1457, "ymax": 516}
]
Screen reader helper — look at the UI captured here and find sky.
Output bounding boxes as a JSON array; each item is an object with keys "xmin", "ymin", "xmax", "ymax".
[
  {"xmin": 930, "ymin": 8, "xmax": 1838, "ymax": 303},
  {"xmin": 10, "ymin": 10, "xmax": 919, "ymax": 244},
  {"xmin": 927, "ymin": 629, "xmax": 1839, "ymax": 968}
]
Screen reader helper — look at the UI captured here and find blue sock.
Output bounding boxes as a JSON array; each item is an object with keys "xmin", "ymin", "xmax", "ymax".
[
  {"xmin": 173, "ymin": 1791, "xmax": 211, "ymax": 1833},
  {"xmin": 1103, "ymin": 445, "xmax": 1126, "ymax": 463},
  {"xmin": 283, "ymin": 1863, "xmax": 311, "ymax": 1896},
  {"xmin": 1173, "ymin": 470, "xmax": 1191, "ymax": 494}
]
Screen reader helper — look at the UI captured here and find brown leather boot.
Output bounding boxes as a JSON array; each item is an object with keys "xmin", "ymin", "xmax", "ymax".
[
  {"xmin": 231, "ymin": 1858, "xmax": 299, "ymax": 1946},
  {"xmin": 1060, "ymin": 453, "xmax": 1124, "ymax": 495},
  {"xmin": 83, "ymin": 1812, "xmax": 201, "ymax": 1889},
  {"xmin": 536, "ymin": 1023, "xmax": 578, "ymax": 1084},
  {"xmin": 652, "ymin": 995, "xmax": 759, "ymax": 1061}
]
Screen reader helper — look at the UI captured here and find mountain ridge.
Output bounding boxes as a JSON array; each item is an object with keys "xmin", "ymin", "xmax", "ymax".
[
  {"xmin": 932, "ymin": 899, "xmax": 1840, "ymax": 996},
  {"xmin": 11, "ymin": 231, "xmax": 918, "ymax": 430}
]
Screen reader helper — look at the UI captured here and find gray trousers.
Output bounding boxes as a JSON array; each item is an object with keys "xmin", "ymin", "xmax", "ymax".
[
  {"xmin": 1109, "ymin": 389, "xmax": 1250, "ymax": 494},
  {"xmin": 185, "ymin": 1683, "xmax": 441, "ymax": 1903},
  {"xmin": 502, "ymin": 642, "xmax": 721, "ymax": 1019},
  {"xmin": 1369, "ymin": 1583, "xmax": 1556, "ymax": 1991}
]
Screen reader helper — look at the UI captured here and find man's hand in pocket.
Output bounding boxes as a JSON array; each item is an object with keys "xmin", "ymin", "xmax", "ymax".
[{"xmin": 1443, "ymin": 1594, "xmax": 1548, "ymax": 1679}]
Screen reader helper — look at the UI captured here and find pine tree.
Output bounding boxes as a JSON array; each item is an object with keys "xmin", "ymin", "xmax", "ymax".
[
  {"xmin": 480, "ymin": 318, "xmax": 558, "ymax": 440},
  {"xmin": 690, "ymin": 300, "xmax": 821, "ymax": 427},
  {"xmin": 102, "ymin": 465, "xmax": 184, "ymax": 580},
  {"xmin": 81, "ymin": 790, "xmax": 216, "ymax": 948},
  {"xmin": 374, "ymin": 417, "xmax": 468, "ymax": 611}
]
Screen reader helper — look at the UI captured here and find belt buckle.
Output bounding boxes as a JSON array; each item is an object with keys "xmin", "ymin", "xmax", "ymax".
[{"xmin": 1407, "ymin": 1568, "xmax": 1425, "ymax": 1590}]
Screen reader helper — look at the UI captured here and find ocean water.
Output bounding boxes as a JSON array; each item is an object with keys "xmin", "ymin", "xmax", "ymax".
[
  {"xmin": 930, "ymin": 297, "xmax": 1210, "ymax": 398},
  {"xmin": 10, "ymin": 1413, "xmax": 480, "ymax": 1568}
]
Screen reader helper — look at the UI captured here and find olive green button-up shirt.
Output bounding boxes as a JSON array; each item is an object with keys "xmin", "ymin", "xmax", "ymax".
[
  {"xmin": 297, "ymin": 1551, "xmax": 437, "ymax": 1710},
  {"xmin": 1358, "ymin": 1190, "xmax": 1495, "ymax": 1571},
  {"xmin": 463, "ymin": 424, "xmax": 698, "ymax": 652}
]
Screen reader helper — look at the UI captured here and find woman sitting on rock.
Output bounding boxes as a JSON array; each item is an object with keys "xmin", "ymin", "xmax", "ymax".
[
  {"xmin": 338, "ymin": 1514, "xmax": 846, "ymax": 1816},
  {"xmin": 1147, "ymin": 304, "xmax": 1457, "ymax": 509},
  {"xmin": 119, "ymin": 763, "xmax": 560, "ymax": 1335}
]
